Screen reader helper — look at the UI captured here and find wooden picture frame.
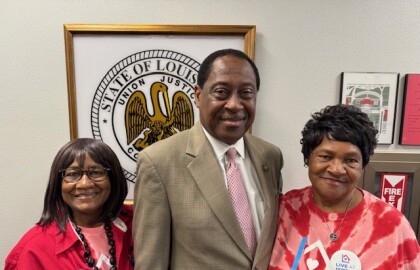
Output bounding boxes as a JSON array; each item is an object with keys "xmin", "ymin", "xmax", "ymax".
[{"xmin": 63, "ymin": 24, "xmax": 256, "ymax": 200}]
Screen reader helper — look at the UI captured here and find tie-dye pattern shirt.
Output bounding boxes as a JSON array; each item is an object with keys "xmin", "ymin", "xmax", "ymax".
[{"xmin": 269, "ymin": 187, "xmax": 419, "ymax": 270}]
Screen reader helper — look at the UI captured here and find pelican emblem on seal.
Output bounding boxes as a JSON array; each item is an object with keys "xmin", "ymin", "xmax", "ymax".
[{"xmin": 125, "ymin": 82, "xmax": 194, "ymax": 151}]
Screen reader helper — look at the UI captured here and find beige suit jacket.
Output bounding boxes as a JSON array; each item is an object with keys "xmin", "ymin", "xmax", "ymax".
[{"xmin": 133, "ymin": 122, "xmax": 283, "ymax": 270}]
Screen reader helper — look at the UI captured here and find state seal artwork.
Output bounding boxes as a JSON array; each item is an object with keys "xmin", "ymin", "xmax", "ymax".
[{"xmin": 92, "ymin": 50, "xmax": 199, "ymax": 183}]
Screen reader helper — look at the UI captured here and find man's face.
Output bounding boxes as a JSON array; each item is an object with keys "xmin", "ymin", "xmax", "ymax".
[{"xmin": 194, "ymin": 55, "xmax": 257, "ymax": 145}]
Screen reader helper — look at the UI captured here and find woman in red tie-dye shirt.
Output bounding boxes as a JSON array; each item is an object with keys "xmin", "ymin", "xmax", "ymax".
[{"xmin": 269, "ymin": 104, "xmax": 419, "ymax": 270}]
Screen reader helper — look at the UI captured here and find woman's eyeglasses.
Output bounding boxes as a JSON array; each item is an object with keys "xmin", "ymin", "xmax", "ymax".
[{"xmin": 60, "ymin": 167, "xmax": 110, "ymax": 183}]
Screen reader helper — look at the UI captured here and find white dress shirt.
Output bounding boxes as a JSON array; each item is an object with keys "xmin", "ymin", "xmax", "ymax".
[{"xmin": 202, "ymin": 127, "xmax": 264, "ymax": 239}]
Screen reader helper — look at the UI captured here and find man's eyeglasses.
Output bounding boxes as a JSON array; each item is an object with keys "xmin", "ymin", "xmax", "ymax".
[{"xmin": 60, "ymin": 167, "xmax": 110, "ymax": 183}]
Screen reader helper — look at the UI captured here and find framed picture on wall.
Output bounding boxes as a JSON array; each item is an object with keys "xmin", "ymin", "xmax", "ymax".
[
  {"xmin": 340, "ymin": 72, "xmax": 399, "ymax": 144},
  {"xmin": 399, "ymin": 74, "xmax": 420, "ymax": 145},
  {"xmin": 361, "ymin": 152, "xmax": 420, "ymax": 238},
  {"xmin": 63, "ymin": 24, "xmax": 256, "ymax": 201}
]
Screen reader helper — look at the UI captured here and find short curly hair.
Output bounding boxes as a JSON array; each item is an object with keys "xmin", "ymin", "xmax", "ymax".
[{"xmin": 301, "ymin": 104, "xmax": 378, "ymax": 168}]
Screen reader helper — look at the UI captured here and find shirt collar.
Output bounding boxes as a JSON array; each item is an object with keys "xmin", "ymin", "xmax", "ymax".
[
  {"xmin": 54, "ymin": 221, "xmax": 79, "ymax": 255},
  {"xmin": 201, "ymin": 126, "xmax": 245, "ymax": 160},
  {"xmin": 55, "ymin": 218, "xmax": 128, "ymax": 255}
]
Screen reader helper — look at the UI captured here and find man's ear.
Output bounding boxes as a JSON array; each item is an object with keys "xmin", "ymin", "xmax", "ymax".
[{"xmin": 194, "ymin": 85, "xmax": 201, "ymax": 107}]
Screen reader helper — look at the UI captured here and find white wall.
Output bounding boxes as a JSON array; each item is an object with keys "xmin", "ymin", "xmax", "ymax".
[{"xmin": 1, "ymin": 0, "xmax": 419, "ymax": 265}]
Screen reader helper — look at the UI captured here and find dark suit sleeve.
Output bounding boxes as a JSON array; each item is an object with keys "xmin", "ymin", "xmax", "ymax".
[{"xmin": 133, "ymin": 151, "xmax": 171, "ymax": 270}]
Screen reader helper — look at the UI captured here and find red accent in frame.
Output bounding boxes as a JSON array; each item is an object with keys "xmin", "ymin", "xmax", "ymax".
[{"xmin": 379, "ymin": 173, "xmax": 408, "ymax": 213}]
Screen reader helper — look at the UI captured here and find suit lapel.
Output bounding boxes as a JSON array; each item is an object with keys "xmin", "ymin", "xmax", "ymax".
[
  {"xmin": 186, "ymin": 123, "xmax": 252, "ymax": 259},
  {"xmin": 245, "ymin": 134, "xmax": 275, "ymax": 213},
  {"xmin": 245, "ymin": 133, "xmax": 279, "ymax": 267}
]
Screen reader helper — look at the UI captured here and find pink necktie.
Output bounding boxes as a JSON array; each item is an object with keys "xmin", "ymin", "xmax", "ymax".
[{"xmin": 225, "ymin": 147, "xmax": 257, "ymax": 256}]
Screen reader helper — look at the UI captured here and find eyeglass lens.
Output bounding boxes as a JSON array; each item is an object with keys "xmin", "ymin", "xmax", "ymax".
[{"xmin": 62, "ymin": 167, "xmax": 108, "ymax": 182}]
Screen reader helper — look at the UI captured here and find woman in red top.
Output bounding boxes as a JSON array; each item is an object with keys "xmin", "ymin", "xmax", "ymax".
[
  {"xmin": 269, "ymin": 104, "xmax": 419, "ymax": 269},
  {"xmin": 5, "ymin": 138, "xmax": 134, "ymax": 270}
]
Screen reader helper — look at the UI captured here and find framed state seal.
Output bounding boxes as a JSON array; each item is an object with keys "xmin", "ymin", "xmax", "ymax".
[{"xmin": 64, "ymin": 24, "xmax": 256, "ymax": 200}]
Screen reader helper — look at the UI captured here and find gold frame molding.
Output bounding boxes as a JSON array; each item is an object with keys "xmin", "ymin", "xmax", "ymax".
[
  {"xmin": 63, "ymin": 24, "xmax": 256, "ymax": 138},
  {"xmin": 362, "ymin": 152, "xmax": 420, "ymax": 239}
]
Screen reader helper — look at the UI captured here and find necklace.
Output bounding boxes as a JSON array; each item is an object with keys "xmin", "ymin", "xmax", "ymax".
[
  {"xmin": 319, "ymin": 190, "xmax": 355, "ymax": 242},
  {"xmin": 74, "ymin": 222, "xmax": 117, "ymax": 270}
]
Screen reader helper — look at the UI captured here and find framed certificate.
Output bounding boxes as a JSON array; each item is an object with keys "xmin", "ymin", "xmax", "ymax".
[
  {"xmin": 340, "ymin": 72, "xmax": 399, "ymax": 144},
  {"xmin": 399, "ymin": 74, "xmax": 420, "ymax": 145}
]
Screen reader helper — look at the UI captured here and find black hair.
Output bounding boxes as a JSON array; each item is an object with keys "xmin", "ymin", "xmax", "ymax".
[
  {"xmin": 301, "ymin": 104, "xmax": 378, "ymax": 168},
  {"xmin": 38, "ymin": 138, "xmax": 127, "ymax": 231},
  {"xmin": 197, "ymin": 48, "xmax": 260, "ymax": 90}
]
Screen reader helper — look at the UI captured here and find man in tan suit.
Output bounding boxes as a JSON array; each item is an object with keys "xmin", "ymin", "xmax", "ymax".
[{"xmin": 133, "ymin": 49, "xmax": 283, "ymax": 269}]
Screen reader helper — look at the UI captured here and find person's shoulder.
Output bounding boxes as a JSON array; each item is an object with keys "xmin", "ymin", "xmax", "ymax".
[
  {"xmin": 364, "ymin": 191, "xmax": 404, "ymax": 214},
  {"xmin": 141, "ymin": 127, "xmax": 191, "ymax": 154},
  {"xmin": 11, "ymin": 224, "xmax": 54, "ymax": 247},
  {"xmin": 363, "ymin": 190, "xmax": 412, "ymax": 225},
  {"xmin": 5, "ymin": 224, "xmax": 56, "ymax": 267},
  {"xmin": 282, "ymin": 187, "xmax": 309, "ymax": 200},
  {"xmin": 245, "ymin": 133, "xmax": 277, "ymax": 147},
  {"xmin": 120, "ymin": 204, "xmax": 134, "ymax": 221},
  {"xmin": 245, "ymin": 133, "xmax": 282, "ymax": 160},
  {"xmin": 113, "ymin": 205, "xmax": 133, "ymax": 243},
  {"xmin": 278, "ymin": 187, "xmax": 310, "ymax": 216},
  {"xmin": 363, "ymin": 190, "xmax": 419, "ymax": 242}
]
